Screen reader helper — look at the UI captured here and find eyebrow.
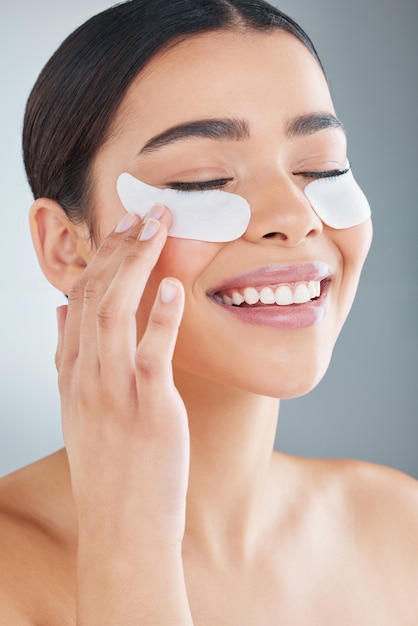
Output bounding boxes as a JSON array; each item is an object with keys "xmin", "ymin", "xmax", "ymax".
[
  {"xmin": 138, "ymin": 112, "xmax": 344, "ymax": 155},
  {"xmin": 139, "ymin": 118, "xmax": 250, "ymax": 154},
  {"xmin": 285, "ymin": 112, "xmax": 345, "ymax": 137}
]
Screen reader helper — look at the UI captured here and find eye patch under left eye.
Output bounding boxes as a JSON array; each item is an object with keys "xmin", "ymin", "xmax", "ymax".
[
  {"xmin": 304, "ymin": 165, "xmax": 371, "ymax": 229},
  {"xmin": 116, "ymin": 173, "xmax": 251, "ymax": 242}
]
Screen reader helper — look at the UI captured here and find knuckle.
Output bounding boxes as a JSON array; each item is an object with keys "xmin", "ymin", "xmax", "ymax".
[
  {"xmin": 121, "ymin": 230, "xmax": 140, "ymax": 246},
  {"xmin": 150, "ymin": 309, "xmax": 170, "ymax": 328},
  {"xmin": 68, "ymin": 274, "xmax": 106, "ymax": 304},
  {"xmin": 121, "ymin": 248, "xmax": 144, "ymax": 267},
  {"xmin": 120, "ymin": 239, "xmax": 157, "ymax": 270},
  {"xmin": 97, "ymin": 234, "xmax": 118, "ymax": 256},
  {"xmin": 135, "ymin": 349, "xmax": 163, "ymax": 377},
  {"xmin": 67, "ymin": 276, "xmax": 84, "ymax": 303},
  {"xmin": 96, "ymin": 299, "xmax": 117, "ymax": 329},
  {"xmin": 83, "ymin": 277, "xmax": 103, "ymax": 301}
]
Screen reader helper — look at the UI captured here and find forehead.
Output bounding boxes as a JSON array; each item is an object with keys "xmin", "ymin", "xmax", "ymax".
[{"xmin": 114, "ymin": 30, "xmax": 334, "ymax": 141}]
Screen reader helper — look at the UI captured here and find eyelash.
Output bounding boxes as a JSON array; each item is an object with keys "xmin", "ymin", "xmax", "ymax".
[
  {"xmin": 168, "ymin": 178, "xmax": 232, "ymax": 192},
  {"xmin": 297, "ymin": 167, "xmax": 350, "ymax": 181},
  {"xmin": 168, "ymin": 168, "xmax": 350, "ymax": 192}
]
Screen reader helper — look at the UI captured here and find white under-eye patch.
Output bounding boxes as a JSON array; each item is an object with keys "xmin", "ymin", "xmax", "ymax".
[
  {"xmin": 117, "ymin": 165, "xmax": 370, "ymax": 241},
  {"xmin": 116, "ymin": 173, "xmax": 251, "ymax": 242},
  {"xmin": 304, "ymin": 163, "xmax": 371, "ymax": 229}
]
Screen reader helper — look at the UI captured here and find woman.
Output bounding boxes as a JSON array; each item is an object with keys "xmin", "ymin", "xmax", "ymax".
[{"xmin": 0, "ymin": 0, "xmax": 417, "ymax": 623}]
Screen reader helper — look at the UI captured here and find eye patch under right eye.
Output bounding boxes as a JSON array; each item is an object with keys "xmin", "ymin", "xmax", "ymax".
[
  {"xmin": 116, "ymin": 173, "xmax": 251, "ymax": 242},
  {"xmin": 304, "ymin": 165, "xmax": 371, "ymax": 229}
]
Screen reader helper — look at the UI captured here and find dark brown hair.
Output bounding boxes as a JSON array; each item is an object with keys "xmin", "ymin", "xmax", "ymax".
[{"xmin": 23, "ymin": 0, "xmax": 322, "ymax": 243}]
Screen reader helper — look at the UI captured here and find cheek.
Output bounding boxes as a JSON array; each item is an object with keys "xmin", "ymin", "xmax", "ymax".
[
  {"xmin": 330, "ymin": 218, "xmax": 373, "ymax": 330},
  {"xmin": 151, "ymin": 237, "xmax": 223, "ymax": 284},
  {"xmin": 134, "ymin": 237, "xmax": 222, "ymax": 336},
  {"xmin": 338, "ymin": 219, "xmax": 373, "ymax": 271}
]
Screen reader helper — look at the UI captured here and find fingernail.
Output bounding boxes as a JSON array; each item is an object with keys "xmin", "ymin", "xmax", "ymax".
[
  {"xmin": 115, "ymin": 213, "xmax": 137, "ymax": 233},
  {"xmin": 145, "ymin": 203, "xmax": 166, "ymax": 220},
  {"xmin": 139, "ymin": 218, "xmax": 160, "ymax": 241},
  {"xmin": 160, "ymin": 278, "xmax": 178, "ymax": 303}
]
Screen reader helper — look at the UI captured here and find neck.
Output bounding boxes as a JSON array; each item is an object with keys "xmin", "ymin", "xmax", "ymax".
[{"xmin": 174, "ymin": 370, "xmax": 280, "ymax": 561}]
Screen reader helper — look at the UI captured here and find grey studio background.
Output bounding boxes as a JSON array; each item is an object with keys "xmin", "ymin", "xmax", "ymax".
[{"xmin": 0, "ymin": 0, "xmax": 417, "ymax": 478}]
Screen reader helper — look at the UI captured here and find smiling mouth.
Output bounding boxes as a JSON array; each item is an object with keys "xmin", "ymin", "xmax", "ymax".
[{"xmin": 212, "ymin": 279, "xmax": 330, "ymax": 307}]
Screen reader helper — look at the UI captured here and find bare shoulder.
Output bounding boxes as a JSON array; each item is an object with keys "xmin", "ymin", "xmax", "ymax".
[
  {"xmin": 274, "ymin": 454, "xmax": 418, "ymax": 621},
  {"xmin": 0, "ymin": 451, "xmax": 76, "ymax": 624},
  {"xmin": 316, "ymin": 458, "xmax": 418, "ymax": 605},
  {"xmin": 336, "ymin": 458, "xmax": 418, "ymax": 537},
  {"xmin": 311, "ymin": 457, "xmax": 418, "ymax": 550},
  {"xmin": 346, "ymin": 458, "xmax": 418, "ymax": 505},
  {"xmin": 341, "ymin": 459, "xmax": 418, "ymax": 558}
]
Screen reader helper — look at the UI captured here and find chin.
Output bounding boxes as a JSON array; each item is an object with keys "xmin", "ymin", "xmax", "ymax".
[
  {"xmin": 246, "ymin": 343, "xmax": 334, "ymax": 400},
  {"xmin": 174, "ymin": 309, "xmax": 338, "ymax": 399},
  {"xmin": 272, "ymin": 368, "xmax": 329, "ymax": 400}
]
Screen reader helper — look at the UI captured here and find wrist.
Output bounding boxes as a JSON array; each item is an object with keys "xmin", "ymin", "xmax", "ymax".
[{"xmin": 76, "ymin": 539, "xmax": 192, "ymax": 625}]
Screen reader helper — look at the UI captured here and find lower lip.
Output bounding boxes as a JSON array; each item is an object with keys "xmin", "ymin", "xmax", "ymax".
[{"xmin": 211, "ymin": 285, "xmax": 329, "ymax": 330}]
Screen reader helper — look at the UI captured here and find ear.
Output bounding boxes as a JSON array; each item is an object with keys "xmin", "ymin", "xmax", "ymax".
[{"xmin": 29, "ymin": 198, "xmax": 90, "ymax": 294}]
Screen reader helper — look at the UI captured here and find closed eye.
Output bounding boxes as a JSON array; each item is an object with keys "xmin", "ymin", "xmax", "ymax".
[
  {"xmin": 168, "ymin": 178, "xmax": 233, "ymax": 192},
  {"xmin": 167, "ymin": 168, "xmax": 350, "ymax": 192},
  {"xmin": 295, "ymin": 166, "xmax": 350, "ymax": 181}
]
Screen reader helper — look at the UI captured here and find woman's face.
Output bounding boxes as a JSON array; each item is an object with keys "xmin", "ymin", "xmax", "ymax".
[{"xmin": 90, "ymin": 30, "xmax": 372, "ymax": 399}]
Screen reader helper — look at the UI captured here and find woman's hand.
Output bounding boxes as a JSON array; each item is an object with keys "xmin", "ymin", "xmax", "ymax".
[{"xmin": 55, "ymin": 207, "xmax": 193, "ymax": 624}]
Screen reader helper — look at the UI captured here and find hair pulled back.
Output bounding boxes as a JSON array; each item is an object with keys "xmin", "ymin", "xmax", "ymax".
[{"xmin": 23, "ymin": 0, "xmax": 322, "ymax": 241}]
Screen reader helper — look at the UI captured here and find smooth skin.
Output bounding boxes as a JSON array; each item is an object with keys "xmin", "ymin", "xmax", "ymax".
[{"xmin": 0, "ymin": 30, "xmax": 417, "ymax": 625}]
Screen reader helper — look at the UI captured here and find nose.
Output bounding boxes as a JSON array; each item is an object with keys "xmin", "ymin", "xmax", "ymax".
[{"xmin": 242, "ymin": 174, "xmax": 323, "ymax": 246}]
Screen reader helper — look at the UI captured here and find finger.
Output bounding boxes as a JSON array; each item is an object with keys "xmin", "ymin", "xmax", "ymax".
[
  {"xmin": 81, "ymin": 205, "xmax": 168, "ymax": 348},
  {"xmin": 135, "ymin": 277, "xmax": 185, "ymax": 420},
  {"xmin": 62, "ymin": 210, "xmax": 164, "ymax": 376},
  {"xmin": 61, "ymin": 213, "xmax": 142, "ymax": 368},
  {"xmin": 95, "ymin": 215, "xmax": 171, "ymax": 384},
  {"xmin": 55, "ymin": 305, "xmax": 68, "ymax": 372}
]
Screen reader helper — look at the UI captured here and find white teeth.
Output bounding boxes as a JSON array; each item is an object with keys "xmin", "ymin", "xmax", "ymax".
[
  {"xmin": 259, "ymin": 286, "xmax": 276, "ymax": 304},
  {"xmin": 293, "ymin": 283, "xmax": 310, "ymax": 304},
  {"xmin": 217, "ymin": 280, "xmax": 322, "ymax": 307},
  {"xmin": 308, "ymin": 281, "xmax": 317, "ymax": 299},
  {"xmin": 308, "ymin": 281, "xmax": 321, "ymax": 298},
  {"xmin": 275, "ymin": 285, "xmax": 293, "ymax": 305},
  {"xmin": 243, "ymin": 287, "xmax": 259, "ymax": 305},
  {"xmin": 232, "ymin": 291, "xmax": 245, "ymax": 305}
]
